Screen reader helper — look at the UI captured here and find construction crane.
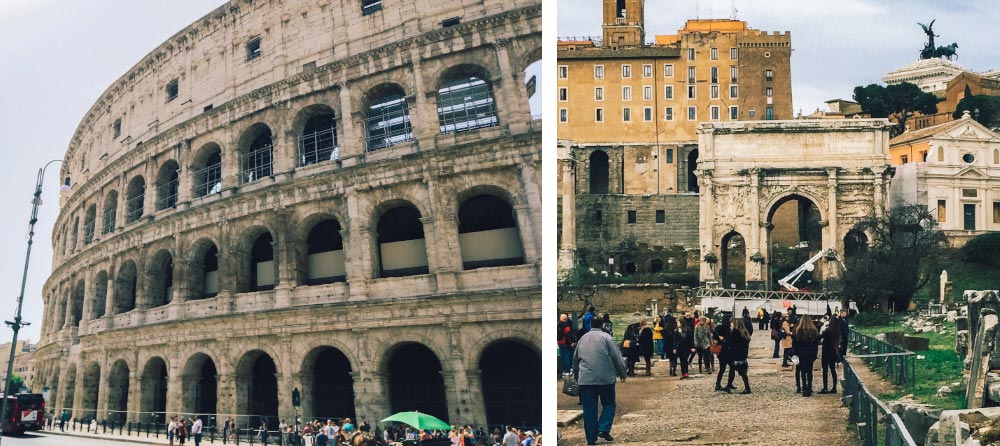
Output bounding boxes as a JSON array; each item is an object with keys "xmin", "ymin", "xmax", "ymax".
[{"xmin": 778, "ymin": 248, "xmax": 846, "ymax": 292}]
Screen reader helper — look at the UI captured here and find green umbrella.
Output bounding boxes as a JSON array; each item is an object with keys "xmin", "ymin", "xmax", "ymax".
[{"xmin": 381, "ymin": 411, "xmax": 451, "ymax": 431}]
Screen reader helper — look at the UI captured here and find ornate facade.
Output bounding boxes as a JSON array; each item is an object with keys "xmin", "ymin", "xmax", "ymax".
[{"xmin": 34, "ymin": 0, "xmax": 541, "ymax": 431}]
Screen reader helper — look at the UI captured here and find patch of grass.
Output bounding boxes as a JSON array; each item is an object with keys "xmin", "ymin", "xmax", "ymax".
[
  {"xmin": 913, "ymin": 249, "xmax": 1000, "ymax": 304},
  {"xmin": 855, "ymin": 320, "xmax": 966, "ymax": 409}
]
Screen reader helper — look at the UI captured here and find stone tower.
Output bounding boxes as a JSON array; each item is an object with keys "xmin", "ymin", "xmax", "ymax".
[{"xmin": 602, "ymin": 0, "xmax": 645, "ymax": 47}]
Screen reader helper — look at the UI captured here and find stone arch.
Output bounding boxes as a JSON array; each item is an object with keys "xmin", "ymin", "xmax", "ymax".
[
  {"xmin": 456, "ymin": 189, "xmax": 525, "ymax": 270},
  {"xmin": 181, "ymin": 352, "xmax": 218, "ymax": 418},
  {"xmin": 436, "ymin": 64, "xmax": 499, "ymax": 134},
  {"xmin": 237, "ymin": 123, "xmax": 275, "ymax": 183},
  {"xmin": 102, "ymin": 190, "xmax": 119, "ymax": 234},
  {"xmin": 147, "ymin": 249, "xmax": 174, "ymax": 308},
  {"xmin": 237, "ymin": 226, "xmax": 278, "ymax": 292},
  {"xmin": 80, "ymin": 361, "xmax": 101, "ymax": 420},
  {"xmin": 299, "ymin": 214, "xmax": 346, "ymax": 285},
  {"xmin": 234, "ymin": 349, "xmax": 279, "ymax": 427},
  {"xmin": 139, "ymin": 356, "xmax": 169, "ymax": 423},
  {"xmin": 125, "ymin": 175, "xmax": 146, "ymax": 223},
  {"xmin": 589, "ymin": 150, "xmax": 609, "ymax": 194},
  {"xmin": 372, "ymin": 200, "xmax": 428, "ymax": 278},
  {"xmin": 84, "ymin": 204, "xmax": 97, "ymax": 244},
  {"xmin": 188, "ymin": 237, "xmax": 221, "ymax": 299},
  {"xmin": 300, "ymin": 345, "xmax": 355, "ymax": 421},
  {"xmin": 719, "ymin": 231, "xmax": 747, "ymax": 289},
  {"xmin": 91, "ymin": 271, "xmax": 109, "ymax": 319},
  {"xmin": 106, "ymin": 359, "xmax": 130, "ymax": 423},
  {"xmin": 192, "ymin": 142, "xmax": 223, "ymax": 198},
  {"xmin": 48, "ymin": 365, "xmax": 60, "ymax": 413},
  {"xmin": 155, "ymin": 159, "xmax": 180, "ymax": 210},
  {"xmin": 512, "ymin": 40, "xmax": 543, "ymax": 75},
  {"xmin": 70, "ymin": 279, "xmax": 85, "ymax": 328},
  {"xmin": 292, "ymin": 103, "xmax": 339, "ymax": 166},
  {"xmin": 362, "ymin": 83, "xmax": 413, "ymax": 151},
  {"xmin": 62, "ymin": 363, "xmax": 77, "ymax": 412},
  {"xmin": 382, "ymin": 342, "xmax": 448, "ymax": 421},
  {"xmin": 844, "ymin": 229, "xmax": 869, "ymax": 258},
  {"xmin": 477, "ymin": 338, "xmax": 542, "ymax": 429},
  {"xmin": 765, "ymin": 193, "xmax": 826, "ymax": 290}
]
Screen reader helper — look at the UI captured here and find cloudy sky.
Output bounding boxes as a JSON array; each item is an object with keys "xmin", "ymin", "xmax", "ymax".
[{"xmin": 557, "ymin": 0, "xmax": 1000, "ymax": 115}]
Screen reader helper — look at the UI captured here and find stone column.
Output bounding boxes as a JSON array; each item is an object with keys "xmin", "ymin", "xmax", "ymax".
[
  {"xmin": 517, "ymin": 161, "xmax": 541, "ymax": 264},
  {"xmin": 558, "ymin": 158, "xmax": 577, "ymax": 275},
  {"xmin": 104, "ymin": 269, "xmax": 116, "ymax": 320},
  {"xmin": 126, "ymin": 371, "xmax": 141, "ymax": 424},
  {"xmin": 492, "ymin": 37, "xmax": 531, "ymax": 134},
  {"xmin": 747, "ymin": 169, "xmax": 764, "ymax": 288},
  {"xmin": 826, "ymin": 169, "xmax": 840, "ymax": 281},
  {"xmin": 698, "ymin": 171, "xmax": 717, "ymax": 284},
  {"xmin": 433, "ymin": 210, "xmax": 462, "ymax": 292},
  {"xmin": 409, "ymin": 50, "xmax": 438, "ymax": 149},
  {"xmin": 345, "ymin": 189, "xmax": 373, "ymax": 300},
  {"xmin": 338, "ymin": 80, "xmax": 363, "ymax": 168},
  {"xmin": 166, "ymin": 363, "xmax": 183, "ymax": 416},
  {"xmin": 271, "ymin": 124, "xmax": 293, "ymax": 177},
  {"xmin": 464, "ymin": 370, "xmax": 487, "ymax": 428},
  {"xmin": 215, "ymin": 373, "xmax": 236, "ymax": 420},
  {"xmin": 176, "ymin": 140, "xmax": 193, "ymax": 206},
  {"xmin": 355, "ymin": 370, "xmax": 391, "ymax": 426},
  {"xmin": 277, "ymin": 372, "xmax": 296, "ymax": 425},
  {"xmin": 143, "ymin": 159, "xmax": 156, "ymax": 220},
  {"xmin": 96, "ymin": 365, "xmax": 111, "ymax": 420},
  {"xmin": 72, "ymin": 366, "xmax": 85, "ymax": 419}
]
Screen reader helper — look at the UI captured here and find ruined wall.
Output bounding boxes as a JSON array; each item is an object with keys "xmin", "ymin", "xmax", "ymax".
[{"xmin": 558, "ymin": 284, "xmax": 695, "ymax": 315}]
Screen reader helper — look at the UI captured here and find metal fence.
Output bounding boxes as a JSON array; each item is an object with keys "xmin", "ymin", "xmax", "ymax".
[
  {"xmin": 842, "ymin": 359, "xmax": 918, "ymax": 446},
  {"xmin": 848, "ymin": 330, "xmax": 916, "ymax": 387}
]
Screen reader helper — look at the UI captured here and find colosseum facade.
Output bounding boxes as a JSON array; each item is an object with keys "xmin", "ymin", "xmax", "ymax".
[{"xmin": 33, "ymin": 0, "xmax": 541, "ymax": 432}]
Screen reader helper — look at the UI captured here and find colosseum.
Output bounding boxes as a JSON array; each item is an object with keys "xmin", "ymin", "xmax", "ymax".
[{"xmin": 32, "ymin": 0, "xmax": 541, "ymax": 433}]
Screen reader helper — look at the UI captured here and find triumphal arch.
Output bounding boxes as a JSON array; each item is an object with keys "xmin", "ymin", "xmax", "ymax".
[{"xmin": 696, "ymin": 119, "xmax": 894, "ymax": 290}]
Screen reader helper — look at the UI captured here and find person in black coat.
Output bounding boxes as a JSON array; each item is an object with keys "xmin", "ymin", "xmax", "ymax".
[
  {"xmin": 662, "ymin": 313, "xmax": 677, "ymax": 372},
  {"xmin": 818, "ymin": 315, "xmax": 842, "ymax": 394},
  {"xmin": 672, "ymin": 321, "xmax": 695, "ymax": 379},
  {"xmin": 637, "ymin": 320, "xmax": 654, "ymax": 375},
  {"xmin": 623, "ymin": 322, "xmax": 641, "ymax": 376},
  {"xmin": 792, "ymin": 315, "xmax": 821, "ymax": 397},
  {"xmin": 838, "ymin": 310, "xmax": 850, "ymax": 358},
  {"xmin": 724, "ymin": 318, "xmax": 752, "ymax": 394},
  {"xmin": 714, "ymin": 315, "xmax": 733, "ymax": 391},
  {"xmin": 682, "ymin": 313, "xmax": 697, "ymax": 366},
  {"xmin": 770, "ymin": 311, "xmax": 783, "ymax": 359}
]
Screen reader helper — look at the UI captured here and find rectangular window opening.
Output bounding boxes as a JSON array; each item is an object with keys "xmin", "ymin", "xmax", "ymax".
[
  {"xmin": 165, "ymin": 79, "xmax": 179, "ymax": 102},
  {"xmin": 664, "ymin": 107, "xmax": 673, "ymax": 121},
  {"xmin": 656, "ymin": 210, "xmax": 665, "ymax": 224},
  {"xmin": 595, "ymin": 108, "xmax": 604, "ymax": 122},
  {"xmin": 666, "ymin": 148, "xmax": 674, "ymax": 163},
  {"xmin": 362, "ymin": 0, "xmax": 383, "ymax": 15},
  {"xmin": 246, "ymin": 36, "xmax": 262, "ymax": 60},
  {"xmin": 627, "ymin": 210, "xmax": 637, "ymax": 224}
]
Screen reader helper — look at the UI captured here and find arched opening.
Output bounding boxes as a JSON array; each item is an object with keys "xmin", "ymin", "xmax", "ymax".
[
  {"xmin": 126, "ymin": 176, "xmax": 146, "ymax": 223},
  {"xmin": 71, "ymin": 280, "xmax": 85, "ymax": 328},
  {"xmin": 524, "ymin": 57, "xmax": 542, "ymax": 116},
  {"xmin": 70, "ymin": 217, "xmax": 79, "ymax": 252},
  {"xmin": 55, "ymin": 296, "xmax": 67, "ymax": 331},
  {"xmin": 92, "ymin": 271, "xmax": 108, "ymax": 319},
  {"xmin": 102, "ymin": 190, "xmax": 118, "ymax": 234},
  {"xmin": 720, "ymin": 232, "xmax": 746, "ymax": 289},
  {"xmin": 248, "ymin": 232, "xmax": 276, "ymax": 292},
  {"xmin": 767, "ymin": 194, "xmax": 824, "ymax": 291},
  {"xmin": 62, "ymin": 364, "xmax": 76, "ymax": 412},
  {"xmin": 376, "ymin": 205, "xmax": 428, "ymax": 277},
  {"xmin": 147, "ymin": 250, "xmax": 174, "ymax": 308},
  {"xmin": 107, "ymin": 360, "xmax": 130, "ymax": 423},
  {"xmin": 114, "ymin": 260, "xmax": 138, "ymax": 314},
  {"xmin": 304, "ymin": 347, "xmax": 355, "ymax": 420},
  {"xmin": 189, "ymin": 241, "xmax": 220, "ymax": 299},
  {"xmin": 306, "ymin": 219, "xmax": 346, "ymax": 284},
  {"xmin": 240, "ymin": 125, "xmax": 274, "ymax": 184},
  {"xmin": 687, "ymin": 149, "xmax": 699, "ymax": 193},
  {"xmin": 236, "ymin": 351, "xmax": 278, "ymax": 428},
  {"xmin": 155, "ymin": 160, "xmax": 180, "ymax": 210},
  {"xmin": 479, "ymin": 340, "xmax": 541, "ymax": 429},
  {"xmin": 48, "ymin": 368, "xmax": 59, "ymax": 416},
  {"xmin": 458, "ymin": 194, "xmax": 524, "ymax": 269},
  {"xmin": 140, "ymin": 357, "xmax": 168, "ymax": 424},
  {"xmin": 364, "ymin": 84, "xmax": 413, "ymax": 150},
  {"xmin": 624, "ymin": 262, "xmax": 636, "ymax": 275},
  {"xmin": 81, "ymin": 362, "xmax": 100, "ymax": 421},
  {"xmin": 650, "ymin": 259, "xmax": 664, "ymax": 273},
  {"xmin": 844, "ymin": 230, "xmax": 869, "ymax": 258},
  {"xmin": 192, "ymin": 144, "xmax": 222, "ymax": 198},
  {"xmin": 182, "ymin": 353, "xmax": 217, "ymax": 420},
  {"xmin": 589, "ymin": 151, "xmax": 609, "ymax": 194},
  {"xmin": 297, "ymin": 107, "xmax": 339, "ymax": 166},
  {"xmin": 386, "ymin": 343, "xmax": 447, "ymax": 421},
  {"xmin": 84, "ymin": 205, "xmax": 97, "ymax": 244},
  {"xmin": 437, "ymin": 66, "xmax": 498, "ymax": 134}
]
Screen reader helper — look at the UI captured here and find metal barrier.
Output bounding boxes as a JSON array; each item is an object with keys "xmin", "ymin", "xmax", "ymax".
[
  {"xmin": 848, "ymin": 330, "xmax": 916, "ymax": 387},
  {"xmin": 842, "ymin": 359, "xmax": 918, "ymax": 446},
  {"xmin": 695, "ymin": 287, "xmax": 839, "ymax": 302}
]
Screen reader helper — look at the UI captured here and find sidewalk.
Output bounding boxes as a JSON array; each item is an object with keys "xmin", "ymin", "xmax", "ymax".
[{"xmin": 39, "ymin": 429, "xmax": 173, "ymax": 445}]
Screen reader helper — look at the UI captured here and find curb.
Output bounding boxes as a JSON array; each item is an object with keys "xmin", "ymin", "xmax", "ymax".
[{"xmin": 39, "ymin": 430, "xmax": 173, "ymax": 445}]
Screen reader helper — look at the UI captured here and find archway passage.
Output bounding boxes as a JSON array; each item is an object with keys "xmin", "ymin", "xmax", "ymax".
[
  {"xmin": 844, "ymin": 230, "xmax": 868, "ymax": 258},
  {"xmin": 589, "ymin": 151, "xmax": 609, "ymax": 194},
  {"xmin": 62, "ymin": 364, "xmax": 76, "ymax": 413},
  {"xmin": 148, "ymin": 250, "xmax": 174, "ymax": 308},
  {"xmin": 687, "ymin": 149, "xmax": 699, "ymax": 193},
  {"xmin": 480, "ymin": 341, "xmax": 542, "ymax": 429},
  {"xmin": 238, "ymin": 352, "xmax": 278, "ymax": 428},
  {"xmin": 250, "ymin": 232, "xmax": 276, "ymax": 291},
  {"xmin": 182, "ymin": 354, "xmax": 218, "ymax": 419},
  {"xmin": 458, "ymin": 195, "xmax": 524, "ymax": 269},
  {"xmin": 81, "ymin": 363, "xmax": 100, "ymax": 420},
  {"xmin": 92, "ymin": 271, "xmax": 109, "ymax": 319},
  {"xmin": 107, "ymin": 361, "xmax": 130, "ymax": 423},
  {"xmin": 767, "ymin": 194, "xmax": 824, "ymax": 290},
  {"xmin": 720, "ymin": 232, "xmax": 746, "ymax": 289},
  {"xmin": 306, "ymin": 220, "xmax": 346, "ymax": 284},
  {"xmin": 115, "ymin": 261, "xmax": 138, "ymax": 314},
  {"xmin": 140, "ymin": 357, "xmax": 168, "ymax": 424},
  {"xmin": 387, "ymin": 344, "xmax": 448, "ymax": 422},
  {"xmin": 376, "ymin": 206, "xmax": 428, "ymax": 277},
  {"xmin": 308, "ymin": 347, "xmax": 355, "ymax": 420}
]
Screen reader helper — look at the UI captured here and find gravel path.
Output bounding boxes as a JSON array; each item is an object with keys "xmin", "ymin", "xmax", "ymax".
[{"xmin": 557, "ymin": 328, "xmax": 858, "ymax": 445}]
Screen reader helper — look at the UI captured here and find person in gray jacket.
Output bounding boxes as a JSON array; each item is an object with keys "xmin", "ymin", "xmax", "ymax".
[{"xmin": 573, "ymin": 324, "xmax": 628, "ymax": 445}]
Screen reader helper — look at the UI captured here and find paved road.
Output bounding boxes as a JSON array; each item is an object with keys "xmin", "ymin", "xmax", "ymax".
[{"xmin": 0, "ymin": 432, "xmax": 155, "ymax": 445}]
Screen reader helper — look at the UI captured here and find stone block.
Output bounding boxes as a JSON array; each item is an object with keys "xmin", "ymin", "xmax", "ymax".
[
  {"xmin": 886, "ymin": 331, "xmax": 906, "ymax": 346},
  {"xmin": 903, "ymin": 335, "xmax": 930, "ymax": 351},
  {"xmin": 890, "ymin": 401, "xmax": 943, "ymax": 445},
  {"xmin": 958, "ymin": 316, "xmax": 969, "ymax": 331},
  {"xmin": 957, "ymin": 330, "xmax": 970, "ymax": 360}
]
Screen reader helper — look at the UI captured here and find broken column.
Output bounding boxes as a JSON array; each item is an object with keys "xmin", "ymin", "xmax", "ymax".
[{"xmin": 966, "ymin": 311, "xmax": 998, "ymax": 409}]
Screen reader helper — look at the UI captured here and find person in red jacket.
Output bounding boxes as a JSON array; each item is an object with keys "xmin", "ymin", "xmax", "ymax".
[{"xmin": 558, "ymin": 314, "xmax": 576, "ymax": 375}]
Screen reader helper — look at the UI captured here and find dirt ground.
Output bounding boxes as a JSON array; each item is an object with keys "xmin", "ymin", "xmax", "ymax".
[{"xmin": 557, "ymin": 328, "xmax": 859, "ymax": 446}]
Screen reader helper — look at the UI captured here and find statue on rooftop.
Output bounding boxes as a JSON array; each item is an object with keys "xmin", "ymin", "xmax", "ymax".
[{"xmin": 918, "ymin": 20, "xmax": 959, "ymax": 60}]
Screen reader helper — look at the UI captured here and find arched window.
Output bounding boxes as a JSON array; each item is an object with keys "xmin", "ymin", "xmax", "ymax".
[
  {"xmin": 241, "ymin": 127, "xmax": 273, "ymax": 184},
  {"xmin": 155, "ymin": 161, "xmax": 180, "ymax": 210},
  {"xmin": 102, "ymin": 190, "xmax": 118, "ymax": 234},
  {"xmin": 71, "ymin": 280, "xmax": 85, "ymax": 328},
  {"xmin": 126, "ymin": 176, "xmax": 146, "ymax": 223},
  {"xmin": 437, "ymin": 68, "xmax": 498, "ymax": 134},
  {"xmin": 84, "ymin": 205, "xmax": 97, "ymax": 244},
  {"xmin": 114, "ymin": 261, "xmax": 138, "ymax": 314},
  {"xmin": 994, "ymin": 149, "xmax": 999, "ymax": 165},
  {"xmin": 148, "ymin": 250, "xmax": 173, "ymax": 308},
  {"xmin": 193, "ymin": 144, "xmax": 222, "ymax": 198},
  {"xmin": 650, "ymin": 259, "xmax": 664, "ymax": 273},
  {"xmin": 70, "ymin": 216, "xmax": 80, "ymax": 252},
  {"xmin": 92, "ymin": 270, "xmax": 108, "ymax": 319},
  {"xmin": 365, "ymin": 85, "xmax": 412, "ymax": 151},
  {"xmin": 298, "ymin": 113, "xmax": 339, "ymax": 166},
  {"xmin": 190, "ymin": 243, "xmax": 220, "ymax": 299},
  {"xmin": 589, "ymin": 150, "xmax": 609, "ymax": 194},
  {"xmin": 938, "ymin": 147, "xmax": 945, "ymax": 162},
  {"xmin": 306, "ymin": 220, "xmax": 346, "ymax": 284},
  {"xmin": 376, "ymin": 206, "xmax": 428, "ymax": 277},
  {"xmin": 249, "ymin": 232, "xmax": 275, "ymax": 291},
  {"xmin": 457, "ymin": 195, "xmax": 524, "ymax": 269}
]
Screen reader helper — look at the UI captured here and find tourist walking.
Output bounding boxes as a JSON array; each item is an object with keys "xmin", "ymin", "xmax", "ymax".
[
  {"xmin": 582, "ymin": 306, "xmax": 596, "ymax": 332},
  {"xmin": 573, "ymin": 321, "xmax": 628, "ymax": 445},
  {"xmin": 558, "ymin": 314, "xmax": 576, "ymax": 375},
  {"xmin": 169, "ymin": 416, "xmax": 179, "ymax": 446},
  {"xmin": 259, "ymin": 420, "xmax": 270, "ymax": 445},
  {"xmin": 177, "ymin": 419, "xmax": 188, "ymax": 445},
  {"xmin": 819, "ymin": 313, "xmax": 842, "ymax": 394},
  {"xmin": 662, "ymin": 312, "xmax": 676, "ymax": 369},
  {"xmin": 757, "ymin": 308, "xmax": 767, "ymax": 330},
  {"xmin": 652, "ymin": 318, "xmax": 664, "ymax": 359},
  {"xmin": 770, "ymin": 311, "xmax": 783, "ymax": 359},
  {"xmin": 838, "ymin": 309, "xmax": 850, "ymax": 359},
  {"xmin": 223, "ymin": 418, "xmax": 232, "ymax": 445},
  {"xmin": 191, "ymin": 417, "xmax": 203, "ymax": 446},
  {"xmin": 623, "ymin": 321, "xmax": 640, "ymax": 376},
  {"xmin": 714, "ymin": 315, "xmax": 732, "ymax": 390},
  {"xmin": 781, "ymin": 312, "xmax": 794, "ymax": 367},
  {"xmin": 693, "ymin": 317, "xmax": 712, "ymax": 373},
  {"xmin": 724, "ymin": 318, "xmax": 752, "ymax": 394},
  {"xmin": 672, "ymin": 319, "xmax": 694, "ymax": 379},
  {"xmin": 793, "ymin": 315, "xmax": 821, "ymax": 396},
  {"xmin": 637, "ymin": 320, "xmax": 654, "ymax": 375}
]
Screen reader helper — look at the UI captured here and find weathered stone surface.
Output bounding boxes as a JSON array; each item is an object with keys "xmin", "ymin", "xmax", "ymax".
[
  {"xmin": 957, "ymin": 330, "xmax": 970, "ymax": 361},
  {"xmin": 888, "ymin": 400, "xmax": 942, "ymax": 445},
  {"xmin": 925, "ymin": 408, "xmax": 1000, "ymax": 446},
  {"xmin": 904, "ymin": 335, "xmax": 931, "ymax": 351},
  {"xmin": 958, "ymin": 316, "xmax": 969, "ymax": 331},
  {"xmin": 968, "ymin": 314, "xmax": 999, "ymax": 408}
]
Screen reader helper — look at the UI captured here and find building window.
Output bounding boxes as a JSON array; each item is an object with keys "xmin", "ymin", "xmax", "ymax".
[
  {"xmin": 995, "ymin": 149, "xmax": 999, "ymax": 164},
  {"xmin": 688, "ymin": 106, "xmax": 696, "ymax": 120},
  {"xmin": 559, "ymin": 108, "xmax": 567, "ymax": 122},
  {"xmin": 711, "ymin": 67, "xmax": 718, "ymax": 84},
  {"xmin": 749, "ymin": 110, "xmax": 756, "ymax": 119},
  {"xmin": 730, "ymin": 47, "xmax": 738, "ymax": 59},
  {"xmin": 437, "ymin": 71, "xmax": 498, "ymax": 134},
  {"xmin": 711, "ymin": 85, "xmax": 719, "ymax": 99},
  {"xmin": 765, "ymin": 69, "xmax": 774, "ymax": 81},
  {"xmin": 559, "ymin": 87, "xmax": 568, "ymax": 101},
  {"xmin": 666, "ymin": 148, "xmax": 674, "ymax": 163},
  {"xmin": 731, "ymin": 66, "xmax": 738, "ymax": 83},
  {"xmin": 687, "ymin": 66, "xmax": 696, "ymax": 83},
  {"xmin": 938, "ymin": 200, "xmax": 947, "ymax": 222},
  {"xmin": 246, "ymin": 36, "xmax": 262, "ymax": 60},
  {"xmin": 644, "ymin": 107, "xmax": 653, "ymax": 121},
  {"xmin": 963, "ymin": 153, "xmax": 976, "ymax": 164},
  {"xmin": 687, "ymin": 48, "xmax": 695, "ymax": 60},
  {"xmin": 622, "ymin": 86, "xmax": 632, "ymax": 101},
  {"xmin": 765, "ymin": 106, "xmax": 774, "ymax": 120},
  {"xmin": 711, "ymin": 106, "xmax": 720, "ymax": 120},
  {"xmin": 656, "ymin": 210, "xmax": 665, "ymax": 224},
  {"xmin": 362, "ymin": 0, "xmax": 383, "ymax": 15},
  {"xmin": 241, "ymin": 129, "xmax": 274, "ymax": 183},
  {"xmin": 664, "ymin": 85, "xmax": 673, "ymax": 99},
  {"xmin": 622, "ymin": 64, "xmax": 631, "ymax": 78},
  {"xmin": 113, "ymin": 118, "xmax": 122, "ymax": 138},
  {"xmin": 558, "ymin": 65, "xmax": 568, "ymax": 79},
  {"xmin": 594, "ymin": 64, "xmax": 605, "ymax": 79},
  {"xmin": 623, "ymin": 107, "xmax": 631, "ymax": 122},
  {"xmin": 730, "ymin": 106, "xmax": 738, "ymax": 120},
  {"xmin": 687, "ymin": 85, "xmax": 696, "ymax": 99},
  {"xmin": 664, "ymin": 107, "xmax": 674, "ymax": 121},
  {"xmin": 594, "ymin": 210, "xmax": 602, "ymax": 223},
  {"xmin": 627, "ymin": 210, "xmax": 637, "ymax": 224},
  {"xmin": 595, "ymin": 87, "xmax": 604, "ymax": 101},
  {"xmin": 643, "ymin": 86, "xmax": 652, "ymax": 100},
  {"xmin": 766, "ymin": 87, "xmax": 773, "ymax": 97},
  {"xmin": 993, "ymin": 202, "xmax": 1000, "ymax": 224},
  {"xmin": 165, "ymin": 79, "xmax": 179, "ymax": 102},
  {"xmin": 643, "ymin": 64, "xmax": 653, "ymax": 78},
  {"xmin": 664, "ymin": 64, "xmax": 674, "ymax": 77},
  {"xmin": 365, "ymin": 85, "xmax": 412, "ymax": 150},
  {"xmin": 938, "ymin": 147, "xmax": 945, "ymax": 162},
  {"xmin": 901, "ymin": 155, "xmax": 908, "ymax": 164},
  {"xmin": 730, "ymin": 85, "xmax": 738, "ymax": 98},
  {"xmin": 710, "ymin": 47, "xmax": 718, "ymax": 60},
  {"xmin": 595, "ymin": 108, "xmax": 604, "ymax": 122}
]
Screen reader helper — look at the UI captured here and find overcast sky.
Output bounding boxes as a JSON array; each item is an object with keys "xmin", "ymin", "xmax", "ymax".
[
  {"xmin": 0, "ymin": 1, "xmax": 541, "ymax": 346},
  {"xmin": 557, "ymin": 0, "xmax": 1000, "ymax": 115}
]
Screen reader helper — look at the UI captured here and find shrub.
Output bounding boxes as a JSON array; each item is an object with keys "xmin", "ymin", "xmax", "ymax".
[{"xmin": 960, "ymin": 232, "xmax": 1000, "ymax": 267}]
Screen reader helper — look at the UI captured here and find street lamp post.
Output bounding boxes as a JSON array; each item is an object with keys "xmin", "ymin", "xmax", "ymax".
[{"xmin": 0, "ymin": 160, "xmax": 64, "ymax": 443}]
